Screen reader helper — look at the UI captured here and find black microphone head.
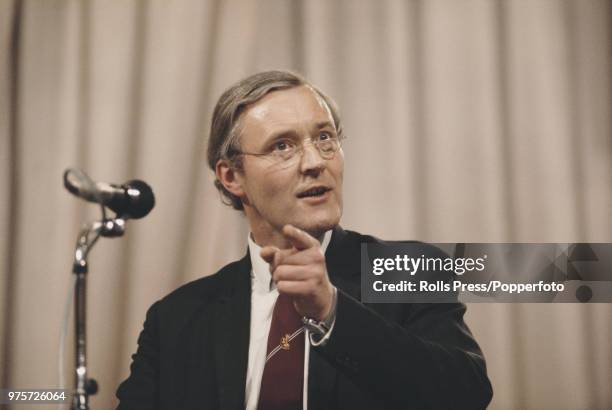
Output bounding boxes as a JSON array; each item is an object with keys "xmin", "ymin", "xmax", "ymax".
[{"xmin": 115, "ymin": 179, "xmax": 155, "ymax": 219}]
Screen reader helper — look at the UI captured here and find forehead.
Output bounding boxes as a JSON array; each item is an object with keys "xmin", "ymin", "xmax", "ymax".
[{"xmin": 240, "ymin": 85, "xmax": 334, "ymax": 144}]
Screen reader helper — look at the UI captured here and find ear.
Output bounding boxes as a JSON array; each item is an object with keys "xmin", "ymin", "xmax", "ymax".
[{"xmin": 216, "ymin": 159, "xmax": 245, "ymax": 198}]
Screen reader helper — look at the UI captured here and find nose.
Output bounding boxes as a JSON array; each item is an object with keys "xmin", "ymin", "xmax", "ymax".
[{"xmin": 299, "ymin": 141, "xmax": 325, "ymax": 176}]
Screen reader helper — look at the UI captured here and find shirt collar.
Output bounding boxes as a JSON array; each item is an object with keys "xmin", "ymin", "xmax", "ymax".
[{"xmin": 248, "ymin": 229, "xmax": 333, "ymax": 292}]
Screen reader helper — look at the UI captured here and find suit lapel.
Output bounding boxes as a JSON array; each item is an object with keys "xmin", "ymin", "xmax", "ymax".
[
  {"xmin": 212, "ymin": 253, "xmax": 252, "ymax": 410},
  {"xmin": 308, "ymin": 226, "xmax": 361, "ymax": 407},
  {"xmin": 325, "ymin": 226, "xmax": 361, "ymax": 299},
  {"xmin": 308, "ymin": 348, "xmax": 338, "ymax": 409}
]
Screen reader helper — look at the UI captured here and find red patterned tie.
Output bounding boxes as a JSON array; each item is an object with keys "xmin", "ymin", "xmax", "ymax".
[{"xmin": 258, "ymin": 293, "xmax": 304, "ymax": 410}]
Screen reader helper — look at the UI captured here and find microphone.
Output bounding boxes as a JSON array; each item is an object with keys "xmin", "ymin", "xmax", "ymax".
[{"xmin": 63, "ymin": 168, "xmax": 155, "ymax": 219}]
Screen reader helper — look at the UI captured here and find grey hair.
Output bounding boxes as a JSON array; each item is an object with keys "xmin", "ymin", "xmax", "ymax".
[{"xmin": 207, "ymin": 70, "xmax": 343, "ymax": 210}]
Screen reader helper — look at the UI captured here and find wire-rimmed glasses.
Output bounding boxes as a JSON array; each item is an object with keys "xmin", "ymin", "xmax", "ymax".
[{"xmin": 237, "ymin": 132, "xmax": 345, "ymax": 165}]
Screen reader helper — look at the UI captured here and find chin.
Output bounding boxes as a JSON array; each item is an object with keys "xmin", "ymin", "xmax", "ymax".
[{"xmin": 297, "ymin": 211, "xmax": 341, "ymax": 238}]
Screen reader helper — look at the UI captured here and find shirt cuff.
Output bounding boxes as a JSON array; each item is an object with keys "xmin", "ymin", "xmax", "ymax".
[{"xmin": 309, "ymin": 287, "xmax": 337, "ymax": 347}]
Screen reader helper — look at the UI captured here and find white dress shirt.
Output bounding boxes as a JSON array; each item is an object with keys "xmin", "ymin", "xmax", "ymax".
[{"xmin": 244, "ymin": 230, "xmax": 333, "ymax": 410}]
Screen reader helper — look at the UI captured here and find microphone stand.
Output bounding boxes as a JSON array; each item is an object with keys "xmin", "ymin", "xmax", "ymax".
[{"xmin": 71, "ymin": 217, "xmax": 125, "ymax": 410}]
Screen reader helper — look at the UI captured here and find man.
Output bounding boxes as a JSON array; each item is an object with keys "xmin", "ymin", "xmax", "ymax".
[{"xmin": 116, "ymin": 70, "xmax": 493, "ymax": 409}]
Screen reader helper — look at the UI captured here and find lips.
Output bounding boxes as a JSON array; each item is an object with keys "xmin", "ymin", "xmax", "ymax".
[{"xmin": 296, "ymin": 186, "xmax": 331, "ymax": 198}]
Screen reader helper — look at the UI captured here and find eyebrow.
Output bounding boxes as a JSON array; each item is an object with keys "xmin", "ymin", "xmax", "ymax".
[
  {"xmin": 271, "ymin": 121, "xmax": 334, "ymax": 135},
  {"xmin": 262, "ymin": 121, "xmax": 337, "ymax": 147},
  {"xmin": 314, "ymin": 121, "xmax": 335, "ymax": 130},
  {"xmin": 266, "ymin": 129, "xmax": 299, "ymax": 143}
]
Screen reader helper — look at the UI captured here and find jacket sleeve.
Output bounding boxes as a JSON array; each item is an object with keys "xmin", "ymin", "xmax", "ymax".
[
  {"xmin": 316, "ymin": 290, "xmax": 493, "ymax": 409},
  {"xmin": 116, "ymin": 301, "xmax": 161, "ymax": 410}
]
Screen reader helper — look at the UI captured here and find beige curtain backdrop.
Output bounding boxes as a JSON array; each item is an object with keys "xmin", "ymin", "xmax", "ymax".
[{"xmin": 1, "ymin": 0, "xmax": 611, "ymax": 409}]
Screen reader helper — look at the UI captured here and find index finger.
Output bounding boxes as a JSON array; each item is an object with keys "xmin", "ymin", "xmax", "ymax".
[{"xmin": 282, "ymin": 224, "xmax": 319, "ymax": 250}]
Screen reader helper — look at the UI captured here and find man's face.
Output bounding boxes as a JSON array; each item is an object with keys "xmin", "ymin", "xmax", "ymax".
[{"xmin": 234, "ymin": 85, "xmax": 344, "ymax": 243}]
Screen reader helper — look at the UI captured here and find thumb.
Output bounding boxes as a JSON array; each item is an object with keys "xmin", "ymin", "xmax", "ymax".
[{"xmin": 260, "ymin": 246, "xmax": 280, "ymax": 265}]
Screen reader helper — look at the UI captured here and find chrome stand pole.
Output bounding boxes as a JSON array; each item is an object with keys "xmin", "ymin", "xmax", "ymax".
[{"xmin": 71, "ymin": 219, "xmax": 124, "ymax": 410}]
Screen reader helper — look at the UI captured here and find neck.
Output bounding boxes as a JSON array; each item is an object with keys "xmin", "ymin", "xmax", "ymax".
[
  {"xmin": 249, "ymin": 220, "xmax": 326, "ymax": 249},
  {"xmin": 244, "ymin": 205, "xmax": 329, "ymax": 248},
  {"xmin": 250, "ymin": 227, "xmax": 292, "ymax": 249}
]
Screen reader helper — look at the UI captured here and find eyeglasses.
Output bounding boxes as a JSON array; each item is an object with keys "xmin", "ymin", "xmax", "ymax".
[{"xmin": 236, "ymin": 132, "xmax": 345, "ymax": 164}]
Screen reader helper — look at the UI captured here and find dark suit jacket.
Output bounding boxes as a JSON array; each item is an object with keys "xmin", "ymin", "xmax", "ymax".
[{"xmin": 116, "ymin": 227, "xmax": 493, "ymax": 409}]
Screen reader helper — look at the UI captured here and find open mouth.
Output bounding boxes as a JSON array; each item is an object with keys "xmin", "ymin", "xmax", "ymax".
[{"xmin": 297, "ymin": 186, "xmax": 330, "ymax": 198}]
